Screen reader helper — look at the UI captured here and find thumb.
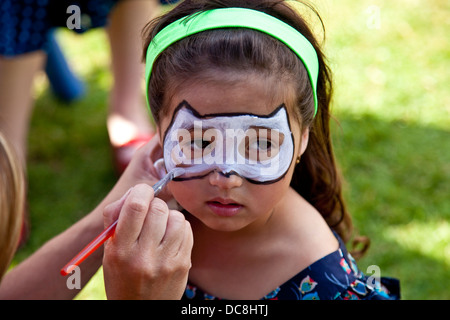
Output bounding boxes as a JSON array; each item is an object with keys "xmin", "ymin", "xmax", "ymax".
[{"xmin": 103, "ymin": 187, "xmax": 133, "ymax": 228}]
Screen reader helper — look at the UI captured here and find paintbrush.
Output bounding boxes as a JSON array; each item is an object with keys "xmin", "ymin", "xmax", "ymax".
[{"xmin": 60, "ymin": 168, "xmax": 185, "ymax": 276}]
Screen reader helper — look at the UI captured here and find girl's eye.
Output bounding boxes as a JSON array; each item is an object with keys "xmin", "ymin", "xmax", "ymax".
[
  {"xmin": 192, "ymin": 139, "xmax": 211, "ymax": 149},
  {"xmin": 247, "ymin": 139, "xmax": 272, "ymax": 151},
  {"xmin": 241, "ymin": 128, "xmax": 285, "ymax": 163},
  {"xmin": 257, "ymin": 139, "xmax": 272, "ymax": 151}
]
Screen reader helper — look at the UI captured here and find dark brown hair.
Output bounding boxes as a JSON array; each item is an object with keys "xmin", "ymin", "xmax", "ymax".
[{"xmin": 142, "ymin": 0, "xmax": 368, "ymax": 257}]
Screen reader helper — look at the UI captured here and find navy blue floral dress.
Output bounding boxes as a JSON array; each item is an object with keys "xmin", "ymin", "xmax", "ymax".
[{"xmin": 183, "ymin": 233, "xmax": 400, "ymax": 300}]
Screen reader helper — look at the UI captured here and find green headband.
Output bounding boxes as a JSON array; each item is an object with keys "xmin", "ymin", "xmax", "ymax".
[{"xmin": 145, "ymin": 7, "xmax": 319, "ymax": 116}]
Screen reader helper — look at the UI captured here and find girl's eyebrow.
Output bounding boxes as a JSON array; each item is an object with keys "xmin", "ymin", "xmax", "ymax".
[
  {"xmin": 247, "ymin": 126, "xmax": 286, "ymax": 142},
  {"xmin": 163, "ymin": 100, "xmax": 292, "ymax": 144},
  {"xmin": 187, "ymin": 126, "xmax": 213, "ymax": 133},
  {"xmin": 175, "ymin": 100, "xmax": 287, "ymax": 118},
  {"xmin": 248, "ymin": 125, "xmax": 277, "ymax": 130}
]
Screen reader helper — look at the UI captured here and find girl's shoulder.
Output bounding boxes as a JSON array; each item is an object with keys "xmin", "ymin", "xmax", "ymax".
[
  {"xmin": 270, "ymin": 232, "xmax": 400, "ymax": 300},
  {"xmin": 184, "ymin": 232, "xmax": 400, "ymax": 300},
  {"xmin": 269, "ymin": 189, "xmax": 401, "ymax": 300},
  {"xmin": 184, "ymin": 190, "xmax": 400, "ymax": 300}
]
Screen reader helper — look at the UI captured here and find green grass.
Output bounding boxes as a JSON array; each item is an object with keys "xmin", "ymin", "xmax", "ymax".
[
  {"xmin": 323, "ymin": 0, "xmax": 450, "ymax": 299},
  {"xmin": 11, "ymin": 0, "xmax": 449, "ymax": 299}
]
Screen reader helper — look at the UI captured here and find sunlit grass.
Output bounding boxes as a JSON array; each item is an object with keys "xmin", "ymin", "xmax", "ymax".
[
  {"xmin": 322, "ymin": 0, "xmax": 449, "ymax": 299},
  {"xmin": 385, "ymin": 221, "xmax": 449, "ymax": 264},
  {"xmin": 322, "ymin": 0, "xmax": 449, "ymax": 130},
  {"xmin": 75, "ymin": 268, "xmax": 106, "ymax": 300}
]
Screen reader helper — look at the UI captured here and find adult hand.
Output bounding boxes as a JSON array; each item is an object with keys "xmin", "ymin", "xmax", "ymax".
[{"xmin": 102, "ymin": 184, "xmax": 193, "ymax": 300}]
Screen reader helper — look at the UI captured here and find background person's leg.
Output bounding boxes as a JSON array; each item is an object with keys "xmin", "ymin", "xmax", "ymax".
[
  {"xmin": 0, "ymin": 51, "xmax": 46, "ymax": 166},
  {"xmin": 106, "ymin": 0, "xmax": 160, "ymax": 173}
]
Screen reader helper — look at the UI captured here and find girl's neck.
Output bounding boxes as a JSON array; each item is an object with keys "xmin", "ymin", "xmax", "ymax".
[{"xmin": 186, "ymin": 188, "xmax": 331, "ymax": 299}]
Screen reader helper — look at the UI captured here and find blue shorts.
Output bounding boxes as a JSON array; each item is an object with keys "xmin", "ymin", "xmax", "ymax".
[{"xmin": 0, "ymin": 0, "xmax": 177, "ymax": 56}]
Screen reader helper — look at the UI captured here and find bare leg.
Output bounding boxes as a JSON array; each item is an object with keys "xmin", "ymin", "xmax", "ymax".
[
  {"xmin": 0, "ymin": 51, "xmax": 45, "ymax": 245},
  {"xmin": 0, "ymin": 51, "xmax": 46, "ymax": 166},
  {"xmin": 106, "ymin": 0, "xmax": 160, "ymax": 150}
]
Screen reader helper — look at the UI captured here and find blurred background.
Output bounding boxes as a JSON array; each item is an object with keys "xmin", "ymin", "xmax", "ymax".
[{"xmin": 8, "ymin": 0, "xmax": 449, "ymax": 299}]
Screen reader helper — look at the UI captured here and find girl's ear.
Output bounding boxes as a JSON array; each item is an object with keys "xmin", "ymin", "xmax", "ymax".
[{"xmin": 298, "ymin": 127, "xmax": 310, "ymax": 157}]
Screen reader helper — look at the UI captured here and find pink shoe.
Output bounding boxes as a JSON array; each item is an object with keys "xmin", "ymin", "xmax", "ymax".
[{"xmin": 112, "ymin": 134, "xmax": 154, "ymax": 175}]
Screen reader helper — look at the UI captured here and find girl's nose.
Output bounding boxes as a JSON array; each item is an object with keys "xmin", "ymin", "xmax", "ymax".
[{"xmin": 208, "ymin": 170, "xmax": 243, "ymax": 189}]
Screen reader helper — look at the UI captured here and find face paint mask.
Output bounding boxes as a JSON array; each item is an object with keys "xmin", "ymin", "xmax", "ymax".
[{"xmin": 162, "ymin": 101, "xmax": 295, "ymax": 184}]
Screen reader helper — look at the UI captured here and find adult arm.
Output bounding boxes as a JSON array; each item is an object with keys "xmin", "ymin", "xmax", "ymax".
[{"xmin": 0, "ymin": 136, "xmax": 167, "ymax": 299}]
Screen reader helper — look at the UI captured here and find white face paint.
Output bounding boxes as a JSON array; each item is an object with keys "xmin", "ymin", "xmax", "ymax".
[{"xmin": 162, "ymin": 101, "xmax": 295, "ymax": 184}]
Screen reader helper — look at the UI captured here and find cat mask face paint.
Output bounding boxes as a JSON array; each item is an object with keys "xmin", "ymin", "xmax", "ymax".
[{"xmin": 162, "ymin": 101, "xmax": 295, "ymax": 184}]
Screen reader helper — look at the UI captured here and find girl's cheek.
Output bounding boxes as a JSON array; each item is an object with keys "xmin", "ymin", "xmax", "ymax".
[{"xmin": 170, "ymin": 181, "xmax": 200, "ymax": 206}]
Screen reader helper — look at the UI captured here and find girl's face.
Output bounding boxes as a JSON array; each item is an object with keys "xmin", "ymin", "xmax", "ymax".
[{"xmin": 158, "ymin": 73, "xmax": 309, "ymax": 232}]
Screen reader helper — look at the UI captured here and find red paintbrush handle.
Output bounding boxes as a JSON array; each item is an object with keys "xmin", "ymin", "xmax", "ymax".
[{"xmin": 60, "ymin": 220, "xmax": 118, "ymax": 276}]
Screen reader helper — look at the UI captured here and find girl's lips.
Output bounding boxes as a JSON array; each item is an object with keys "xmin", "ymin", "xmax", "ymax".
[{"xmin": 206, "ymin": 198, "xmax": 243, "ymax": 217}]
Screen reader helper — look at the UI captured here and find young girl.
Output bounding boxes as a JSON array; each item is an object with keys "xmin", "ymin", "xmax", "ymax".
[{"xmin": 140, "ymin": 0, "xmax": 400, "ymax": 299}]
